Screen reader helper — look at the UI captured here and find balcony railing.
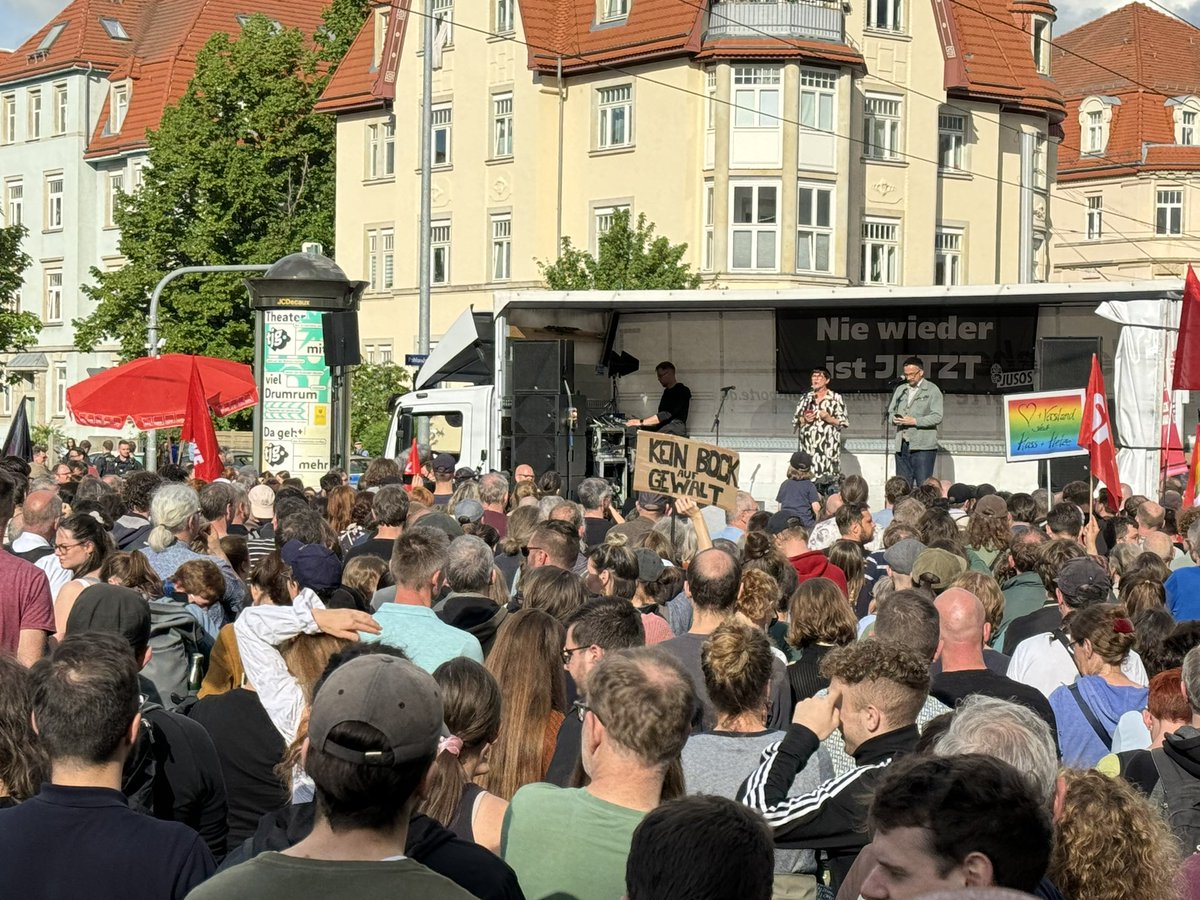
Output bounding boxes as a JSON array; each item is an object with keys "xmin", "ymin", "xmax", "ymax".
[{"xmin": 707, "ymin": 0, "xmax": 845, "ymax": 44}]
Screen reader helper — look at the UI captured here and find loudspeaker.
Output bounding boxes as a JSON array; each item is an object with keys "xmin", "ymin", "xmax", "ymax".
[
  {"xmin": 512, "ymin": 341, "xmax": 574, "ymax": 392},
  {"xmin": 512, "ymin": 393, "xmax": 560, "ymax": 436},
  {"xmin": 322, "ymin": 310, "xmax": 361, "ymax": 368},
  {"xmin": 1039, "ymin": 337, "xmax": 1102, "ymax": 493}
]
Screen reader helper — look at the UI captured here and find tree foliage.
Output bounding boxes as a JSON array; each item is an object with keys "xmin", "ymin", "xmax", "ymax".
[
  {"xmin": 538, "ymin": 210, "xmax": 702, "ymax": 291},
  {"xmin": 317, "ymin": 0, "xmax": 372, "ymax": 62},
  {"xmin": 0, "ymin": 224, "xmax": 44, "ymax": 355},
  {"xmin": 74, "ymin": 14, "xmax": 354, "ymax": 362},
  {"xmin": 351, "ymin": 362, "xmax": 409, "ymax": 456}
]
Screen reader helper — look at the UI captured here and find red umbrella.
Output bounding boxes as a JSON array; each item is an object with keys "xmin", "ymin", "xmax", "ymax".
[{"xmin": 66, "ymin": 354, "xmax": 258, "ymax": 429}]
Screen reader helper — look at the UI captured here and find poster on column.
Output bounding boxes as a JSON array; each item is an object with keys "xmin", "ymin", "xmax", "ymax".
[{"xmin": 261, "ymin": 310, "xmax": 331, "ymax": 487}]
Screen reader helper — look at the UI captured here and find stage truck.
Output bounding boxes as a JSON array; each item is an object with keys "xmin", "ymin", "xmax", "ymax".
[{"xmin": 385, "ymin": 281, "xmax": 1181, "ymax": 505}]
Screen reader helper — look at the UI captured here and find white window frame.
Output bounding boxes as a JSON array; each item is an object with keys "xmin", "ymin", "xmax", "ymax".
[
  {"xmin": 1032, "ymin": 132, "xmax": 1048, "ymax": 191},
  {"xmin": 105, "ymin": 171, "xmax": 124, "ymax": 228},
  {"xmin": 5, "ymin": 180, "xmax": 22, "ymax": 228},
  {"xmin": 799, "ymin": 67, "xmax": 836, "ymax": 154},
  {"xmin": 934, "ymin": 227, "xmax": 963, "ymax": 286},
  {"xmin": 53, "ymin": 83, "xmax": 68, "ymax": 135},
  {"xmin": 1085, "ymin": 110, "xmax": 1104, "ymax": 153},
  {"xmin": 430, "ymin": 0, "xmax": 454, "ymax": 45},
  {"xmin": 1157, "ymin": 188, "xmax": 1183, "ymax": 236},
  {"xmin": 732, "ymin": 66, "xmax": 781, "ymax": 129},
  {"xmin": 593, "ymin": 203, "xmax": 630, "ymax": 253},
  {"xmin": 1174, "ymin": 99, "xmax": 1200, "ymax": 146},
  {"xmin": 1086, "ymin": 195, "xmax": 1103, "ymax": 241},
  {"xmin": 938, "ymin": 110, "xmax": 966, "ymax": 171},
  {"xmin": 111, "ymin": 84, "xmax": 129, "ymax": 134},
  {"xmin": 432, "ymin": 103, "xmax": 452, "ymax": 167},
  {"xmin": 131, "ymin": 161, "xmax": 145, "ymax": 192},
  {"xmin": 367, "ymin": 117, "xmax": 396, "ymax": 179},
  {"xmin": 1183, "ymin": 111, "xmax": 1197, "ymax": 146},
  {"xmin": 705, "ymin": 69, "xmax": 717, "ymax": 135},
  {"xmin": 1, "ymin": 94, "xmax": 14, "ymax": 144},
  {"xmin": 861, "ymin": 217, "xmax": 900, "ymax": 285},
  {"xmin": 796, "ymin": 182, "xmax": 834, "ymax": 274},
  {"xmin": 600, "ymin": 0, "xmax": 630, "ymax": 22},
  {"xmin": 596, "ymin": 84, "xmax": 633, "ymax": 150},
  {"xmin": 728, "ymin": 180, "xmax": 780, "ymax": 272},
  {"xmin": 28, "ymin": 89, "xmax": 42, "ymax": 140},
  {"xmin": 431, "ymin": 221, "xmax": 451, "ymax": 285},
  {"xmin": 100, "ymin": 17, "xmax": 130, "ymax": 39},
  {"xmin": 495, "ymin": 0, "xmax": 514, "ymax": 32},
  {"xmin": 378, "ymin": 344, "xmax": 394, "ymax": 364},
  {"xmin": 1032, "ymin": 232, "xmax": 1047, "ymax": 282},
  {"xmin": 44, "ymin": 173, "xmax": 64, "ymax": 231},
  {"xmin": 45, "ymin": 269, "xmax": 63, "ymax": 323},
  {"xmin": 365, "ymin": 227, "xmax": 394, "ymax": 292},
  {"xmin": 868, "ymin": 0, "xmax": 903, "ymax": 32},
  {"xmin": 492, "ymin": 92, "xmax": 513, "ymax": 159},
  {"xmin": 703, "ymin": 181, "xmax": 715, "ymax": 272},
  {"xmin": 1032, "ymin": 17, "xmax": 1051, "ymax": 76},
  {"xmin": 491, "ymin": 213, "xmax": 512, "ymax": 281},
  {"xmin": 864, "ymin": 93, "xmax": 902, "ymax": 161},
  {"xmin": 54, "ymin": 363, "xmax": 67, "ymax": 417}
]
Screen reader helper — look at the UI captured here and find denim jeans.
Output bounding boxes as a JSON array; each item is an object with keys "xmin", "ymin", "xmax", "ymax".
[{"xmin": 895, "ymin": 444, "xmax": 936, "ymax": 486}]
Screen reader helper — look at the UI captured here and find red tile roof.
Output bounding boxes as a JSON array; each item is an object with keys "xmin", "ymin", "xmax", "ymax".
[
  {"xmin": 0, "ymin": 0, "xmax": 155, "ymax": 83},
  {"xmin": 313, "ymin": 13, "xmax": 381, "ymax": 114},
  {"xmin": 1054, "ymin": 3, "xmax": 1200, "ymax": 181},
  {"xmin": 695, "ymin": 38, "xmax": 863, "ymax": 67}
]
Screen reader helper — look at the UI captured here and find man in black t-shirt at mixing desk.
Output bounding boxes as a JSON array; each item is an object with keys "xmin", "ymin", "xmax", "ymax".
[{"xmin": 625, "ymin": 361, "xmax": 691, "ymax": 437}]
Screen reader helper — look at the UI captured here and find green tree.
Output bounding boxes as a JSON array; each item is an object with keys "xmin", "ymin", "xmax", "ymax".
[
  {"xmin": 351, "ymin": 362, "xmax": 409, "ymax": 455},
  {"xmin": 538, "ymin": 210, "xmax": 702, "ymax": 291},
  {"xmin": 0, "ymin": 224, "xmax": 44, "ymax": 355},
  {"xmin": 318, "ymin": 0, "xmax": 372, "ymax": 62},
  {"xmin": 74, "ymin": 15, "xmax": 348, "ymax": 362}
]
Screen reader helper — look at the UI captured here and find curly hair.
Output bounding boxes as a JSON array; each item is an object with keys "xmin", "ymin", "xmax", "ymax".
[
  {"xmin": 786, "ymin": 577, "xmax": 856, "ymax": 649},
  {"xmin": 1049, "ymin": 769, "xmax": 1181, "ymax": 900},
  {"xmin": 965, "ymin": 512, "xmax": 1011, "ymax": 554},
  {"xmin": 701, "ymin": 621, "xmax": 773, "ymax": 719},
  {"xmin": 819, "ymin": 639, "xmax": 930, "ymax": 724},
  {"xmin": 1036, "ymin": 538, "xmax": 1086, "ymax": 593},
  {"xmin": 736, "ymin": 569, "xmax": 779, "ymax": 630}
]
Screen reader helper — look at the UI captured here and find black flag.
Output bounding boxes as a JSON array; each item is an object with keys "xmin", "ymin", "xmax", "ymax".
[{"xmin": 2, "ymin": 396, "xmax": 33, "ymax": 461}]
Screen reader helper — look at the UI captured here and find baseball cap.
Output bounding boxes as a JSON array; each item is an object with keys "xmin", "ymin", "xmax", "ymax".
[
  {"xmin": 432, "ymin": 453, "xmax": 457, "ymax": 473},
  {"xmin": 790, "ymin": 451, "xmax": 813, "ymax": 471},
  {"xmin": 418, "ymin": 511, "xmax": 464, "ymax": 539},
  {"xmin": 767, "ymin": 510, "xmax": 803, "ymax": 535},
  {"xmin": 454, "ymin": 466, "xmax": 478, "ymax": 484},
  {"xmin": 635, "ymin": 548, "xmax": 666, "ymax": 582},
  {"xmin": 947, "ymin": 483, "xmax": 975, "ymax": 505},
  {"xmin": 1056, "ymin": 556, "xmax": 1111, "ymax": 601},
  {"xmin": 883, "ymin": 538, "xmax": 926, "ymax": 576},
  {"xmin": 973, "ymin": 494, "xmax": 1008, "ymax": 519},
  {"xmin": 248, "ymin": 484, "xmax": 276, "ymax": 520},
  {"xmin": 453, "ymin": 498, "xmax": 484, "ymax": 524},
  {"xmin": 911, "ymin": 548, "xmax": 967, "ymax": 591},
  {"xmin": 280, "ymin": 539, "xmax": 343, "ymax": 593},
  {"xmin": 308, "ymin": 655, "xmax": 443, "ymax": 767},
  {"xmin": 637, "ymin": 491, "xmax": 670, "ymax": 511},
  {"xmin": 65, "ymin": 584, "xmax": 151, "ymax": 651}
]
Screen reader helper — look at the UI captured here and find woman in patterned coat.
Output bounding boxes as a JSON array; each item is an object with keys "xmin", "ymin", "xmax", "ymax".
[{"xmin": 792, "ymin": 367, "xmax": 848, "ymax": 478}]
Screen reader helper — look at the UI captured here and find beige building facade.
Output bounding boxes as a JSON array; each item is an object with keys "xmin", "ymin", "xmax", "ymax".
[{"xmin": 317, "ymin": 0, "xmax": 1064, "ymax": 359}]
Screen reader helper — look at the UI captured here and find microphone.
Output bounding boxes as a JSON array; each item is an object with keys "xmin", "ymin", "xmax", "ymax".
[{"xmin": 720, "ymin": 385, "xmax": 736, "ymax": 392}]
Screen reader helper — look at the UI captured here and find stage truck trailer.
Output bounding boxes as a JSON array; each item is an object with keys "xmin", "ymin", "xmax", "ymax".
[{"xmin": 385, "ymin": 281, "xmax": 1180, "ymax": 505}]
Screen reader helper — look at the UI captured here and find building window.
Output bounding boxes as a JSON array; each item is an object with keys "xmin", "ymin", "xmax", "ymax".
[
  {"xmin": 1032, "ymin": 17, "xmax": 1051, "ymax": 76},
  {"xmin": 1085, "ymin": 110, "xmax": 1104, "ymax": 153},
  {"xmin": 796, "ymin": 183, "xmax": 833, "ymax": 273},
  {"xmin": 861, "ymin": 218, "xmax": 900, "ymax": 285},
  {"xmin": 1180, "ymin": 108, "xmax": 1199, "ymax": 146},
  {"xmin": 799, "ymin": 68, "xmax": 836, "ymax": 168},
  {"xmin": 491, "ymin": 214, "xmax": 511, "ymax": 281},
  {"xmin": 729, "ymin": 181, "xmax": 778, "ymax": 271},
  {"xmin": 45, "ymin": 174, "xmax": 64, "ymax": 231},
  {"xmin": 594, "ymin": 204, "xmax": 630, "ymax": 252},
  {"xmin": 596, "ymin": 85, "xmax": 633, "ymax": 149},
  {"xmin": 28, "ymin": 89, "xmax": 42, "ymax": 140},
  {"xmin": 53, "ymin": 84, "xmax": 68, "ymax": 134},
  {"xmin": 934, "ymin": 228, "xmax": 963, "ymax": 286},
  {"xmin": 703, "ymin": 181, "xmax": 714, "ymax": 272},
  {"xmin": 600, "ymin": 0, "xmax": 630, "ymax": 22},
  {"xmin": 1, "ymin": 94, "xmax": 14, "ymax": 144},
  {"xmin": 705, "ymin": 69, "xmax": 717, "ymax": 134},
  {"xmin": 367, "ymin": 117, "xmax": 395, "ymax": 178},
  {"xmin": 1086, "ymin": 195, "xmax": 1103, "ymax": 241},
  {"xmin": 366, "ymin": 227, "xmax": 395, "ymax": 291},
  {"xmin": 1032, "ymin": 232, "xmax": 1047, "ymax": 282},
  {"xmin": 492, "ymin": 93, "xmax": 513, "ymax": 158},
  {"xmin": 5, "ymin": 181, "xmax": 22, "ymax": 227},
  {"xmin": 131, "ymin": 161, "xmax": 145, "ymax": 192},
  {"xmin": 45, "ymin": 270, "xmax": 63, "ymax": 322},
  {"xmin": 432, "ymin": 103, "xmax": 452, "ymax": 167},
  {"xmin": 378, "ymin": 344, "xmax": 394, "ymax": 364},
  {"xmin": 100, "ymin": 17, "xmax": 130, "ymax": 39},
  {"xmin": 732, "ymin": 66, "xmax": 781, "ymax": 128},
  {"xmin": 54, "ymin": 364, "xmax": 67, "ymax": 417},
  {"xmin": 868, "ymin": 0, "xmax": 903, "ymax": 32},
  {"xmin": 864, "ymin": 94, "xmax": 902, "ymax": 160},
  {"xmin": 1157, "ymin": 188, "xmax": 1183, "ymax": 235},
  {"xmin": 111, "ymin": 84, "xmax": 129, "ymax": 134},
  {"xmin": 1032, "ymin": 132, "xmax": 1048, "ymax": 190},
  {"xmin": 495, "ymin": 0, "xmax": 514, "ymax": 32},
  {"xmin": 37, "ymin": 23, "xmax": 67, "ymax": 53},
  {"xmin": 938, "ymin": 111, "xmax": 965, "ymax": 170},
  {"xmin": 431, "ymin": 222, "xmax": 451, "ymax": 285},
  {"xmin": 105, "ymin": 171, "xmax": 124, "ymax": 227}
]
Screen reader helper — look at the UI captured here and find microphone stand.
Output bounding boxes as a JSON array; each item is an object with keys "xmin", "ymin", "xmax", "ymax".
[
  {"xmin": 882, "ymin": 381, "xmax": 898, "ymax": 483},
  {"xmin": 713, "ymin": 386, "xmax": 733, "ymax": 447}
]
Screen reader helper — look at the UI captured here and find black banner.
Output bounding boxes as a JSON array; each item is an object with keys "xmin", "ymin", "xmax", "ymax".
[{"xmin": 776, "ymin": 306, "xmax": 1039, "ymax": 394}]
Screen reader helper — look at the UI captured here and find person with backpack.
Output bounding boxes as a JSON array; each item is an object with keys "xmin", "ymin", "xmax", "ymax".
[{"xmin": 64, "ymin": 584, "xmax": 229, "ymax": 861}]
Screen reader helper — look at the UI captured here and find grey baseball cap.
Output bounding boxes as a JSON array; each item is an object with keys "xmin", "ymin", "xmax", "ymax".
[
  {"xmin": 884, "ymin": 538, "xmax": 926, "ymax": 576},
  {"xmin": 635, "ymin": 548, "xmax": 666, "ymax": 582}
]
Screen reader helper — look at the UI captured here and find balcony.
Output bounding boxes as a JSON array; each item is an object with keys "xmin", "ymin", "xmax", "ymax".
[{"xmin": 706, "ymin": 0, "xmax": 845, "ymax": 44}]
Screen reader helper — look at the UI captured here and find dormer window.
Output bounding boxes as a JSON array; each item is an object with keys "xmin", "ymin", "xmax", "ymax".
[
  {"xmin": 110, "ymin": 84, "xmax": 129, "ymax": 134},
  {"xmin": 373, "ymin": 8, "xmax": 390, "ymax": 69},
  {"xmin": 1031, "ymin": 16, "xmax": 1051, "ymax": 76},
  {"xmin": 1171, "ymin": 97, "xmax": 1200, "ymax": 146},
  {"xmin": 100, "ymin": 17, "xmax": 130, "ymax": 40},
  {"xmin": 37, "ymin": 23, "xmax": 67, "ymax": 52},
  {"xmin": 599, "ymin": 0, "xmax": 630, "ymax": 22},
  {"xmin": 235, "ymin": 13, "xmax": 283, "ymax": 33},
  {"xmin": 1078, "ymin": 96, "xmax": 1116, "ymax": 156}
]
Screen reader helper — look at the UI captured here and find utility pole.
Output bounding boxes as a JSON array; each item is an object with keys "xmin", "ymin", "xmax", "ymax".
[{"xmin": 416, "ymin": 0, "xmax": 434, "ymax": 448}]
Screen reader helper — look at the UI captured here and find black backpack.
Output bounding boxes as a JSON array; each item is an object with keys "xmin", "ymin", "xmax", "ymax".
[
  {"xmin": 141, "ymin": 600, "xmax": 209, "ymax": 710},
  {"xmin": 1150, "ymin": 748, "xmax": 1200, "ymax": 854}
]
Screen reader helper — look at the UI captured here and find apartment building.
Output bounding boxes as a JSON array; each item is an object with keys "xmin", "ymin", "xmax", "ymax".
[
  {"xmin": 318, "ymin": 0, "xmax": 1063, "ymax": 359},
  {"xmin": 1050, "ymin": 3, "xmax": 1200, "ymax": 282},
  {"xmin": 0, "ymin": 0, "xmax": 325, "ymax": 440}
]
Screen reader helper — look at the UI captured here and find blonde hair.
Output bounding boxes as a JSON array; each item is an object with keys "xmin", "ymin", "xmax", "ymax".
[
  {"xmin": 148, "ymin": 483, "xmax": 200, "ymax": 552},
  {"xmin": 736, "ymin": 569, "xmax": 779, "ymax": 631},
  {"xmin": 341, "ymin": 555, "xmax": 388, "ymax": 602},
  {"xmin": 701, "ymin": 621, "xmax": 773, "ymax": 719}
]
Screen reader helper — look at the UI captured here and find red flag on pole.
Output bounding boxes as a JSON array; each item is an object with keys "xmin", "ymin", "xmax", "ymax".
[
  {"xmin": 1173, "ymin": 265, "xmax": 1200, "ymax": 390},
  {"xmin": 1186, "ymin": 425, "xmax": 1200, "ymax": 508},
  {"xmin": 403, "ymin": 438, "xmax": 420, "ymax": 476},
  {"xmin": 1078, "ymin": 354, "xmax": 1122, "ymax": 512},
  {"xmin": 181, "ymin": 361, "xmax": 223, "ymax": 483}
]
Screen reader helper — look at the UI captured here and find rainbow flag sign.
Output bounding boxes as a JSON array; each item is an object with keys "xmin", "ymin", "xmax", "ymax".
[{"xmin": 1002, "ymin": 390, "xmax": 1087, "ymax": 462}]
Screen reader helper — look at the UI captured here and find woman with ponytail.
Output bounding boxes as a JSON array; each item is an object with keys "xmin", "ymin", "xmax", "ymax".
[{"xmin": 421, "ymin": 658, "xmax": 508, "ymax": 853}]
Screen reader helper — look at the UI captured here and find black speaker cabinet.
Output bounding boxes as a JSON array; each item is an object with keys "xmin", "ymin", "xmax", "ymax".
[
  {"xmin": 511, "ymin": 341, "xmax": 574, "ymax": 393},
  {"xmin": 512, "ymin": 393, "xmax": 560, "ymax": 436},
  {"xmin": 1039, "ymin": 337, "xmax": 1102, "ymax": 494},
  {"xmin": 322, "ymin": 310, "xmax": 362, "ymax": 368}
]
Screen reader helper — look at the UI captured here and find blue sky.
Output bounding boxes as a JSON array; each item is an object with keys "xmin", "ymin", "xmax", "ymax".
[{"xmin": 0, "ymin": 0, "xmax": 70, "ymax": 51}]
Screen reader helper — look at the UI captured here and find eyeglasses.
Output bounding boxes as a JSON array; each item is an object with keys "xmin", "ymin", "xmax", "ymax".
[
  {"xmin": 571, "ymin": 699, "xmax": 594, "ymax": 723},
  {"xmin": 54, "ymin": 541, "xmax": 85, "ymax": 553},
  {"xmin": 521, "ymin": 546, "xmax": 546, "ymax": 558},
  {"xmin": 561, "ymin": 645, "xmax": 587, "ymax": 664}
]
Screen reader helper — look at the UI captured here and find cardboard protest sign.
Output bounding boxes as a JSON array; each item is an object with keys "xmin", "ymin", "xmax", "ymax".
[
  {"xmin": 1002, "ymin": 390, "xmax": 1086, "ymax": 462},
  {"xmin": 632, "ymin": 432, "xmax": 740, "ymax": 513}
]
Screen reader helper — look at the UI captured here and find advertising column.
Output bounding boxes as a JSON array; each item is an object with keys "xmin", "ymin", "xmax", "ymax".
[{"xmin": 261, "ymin": 310, "xmax": 332, "ymax": 486}]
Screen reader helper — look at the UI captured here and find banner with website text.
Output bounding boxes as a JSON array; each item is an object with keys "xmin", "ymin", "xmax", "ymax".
[{"xmin": 775, "ymin": 306, "xmax": 1039, "ymax": 394}]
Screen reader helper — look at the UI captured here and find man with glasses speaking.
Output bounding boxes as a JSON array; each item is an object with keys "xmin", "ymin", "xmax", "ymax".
[{"xmin": 888, "ymin": 356, "xmax": 944, "ymax": 487}]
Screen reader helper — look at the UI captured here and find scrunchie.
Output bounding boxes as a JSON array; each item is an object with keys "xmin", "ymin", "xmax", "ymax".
[
  {"xmin": 1113, "ymin": 618, "xmax": 1134, "ymax": 635},
  {"xmin": 437, "ymin": 735, "xmax": 463, "ymax": 757}
]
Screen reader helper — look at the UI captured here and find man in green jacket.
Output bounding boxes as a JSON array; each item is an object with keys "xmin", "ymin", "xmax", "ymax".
[
  {"xmin": 888, "ymin": 356, "xmax": 944, "ymax": 486},
  {"xmin": 996, "ymin": 528, "xmax": 1050, "ymax": 651}
]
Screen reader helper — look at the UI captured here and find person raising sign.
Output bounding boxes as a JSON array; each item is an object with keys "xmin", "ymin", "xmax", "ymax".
[
  {"xmin": 626, "ymin": 362, "xmax": 691, "ymax": 437},
  {"xmin": 792, "ymin": 367, "xmax": 848, "ymax": 478}
]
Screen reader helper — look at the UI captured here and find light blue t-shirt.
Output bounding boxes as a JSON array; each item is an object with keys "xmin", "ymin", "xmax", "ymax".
[{"xmin": 361, "ymin": 603, "xmax": 483, "ymax": 672}]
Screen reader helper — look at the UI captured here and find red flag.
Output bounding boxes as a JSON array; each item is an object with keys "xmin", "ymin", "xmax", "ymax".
[
  {"xmin": 403, "ymin": 438, "xmax": 420, "ymax": 476},
  {"xmin": 1078, "ymin": 354, "xmax": 1122, "ymax": 512},
  {"xmin": 1174, "ymin": 265, "xmax": 1200, "ymax": 389},
  {"xmin": 1161, "ymin": 390, "xmax": 1188, "ymax": 478},
  {"xmin": 1186, "ymin": 425, "xmax": 1200, "ymax": 508},
  {"xmin": 181, "ymin": 361, "xmax": 222, "ymax": 482}
]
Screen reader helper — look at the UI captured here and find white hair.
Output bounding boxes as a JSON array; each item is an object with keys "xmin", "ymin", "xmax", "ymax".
[{"xmin": 147, "ymin": 483, "xmax": 201, "ymax": 552}]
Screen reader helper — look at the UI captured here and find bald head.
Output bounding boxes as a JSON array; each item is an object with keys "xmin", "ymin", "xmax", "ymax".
[
  {"xmin": 687, "ymin": 547, "xmax": 742, "ymax": 613},
  {"xmin": 824, "ymin": 493, "xmax": 844, "ymax": 518},
  {"xmin": 935, "ymin": 588, "xmax": 987, "ymax": 646},
  {"xmin": 1137, "ymin": 501, "xmax": 1165, "ymax": 533},
  {"xmin": 1142, "ymin": 530, "xmax": 1175, "ymax": 562},
  {"xmin": 22, "ymin": 489, "xmax": 62, "ymax": 539}
]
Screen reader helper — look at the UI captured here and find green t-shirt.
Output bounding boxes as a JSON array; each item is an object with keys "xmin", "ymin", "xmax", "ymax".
[
  {"xmin": 501, "ymin": 784, "xmax": 646, "ymax": 900},
  {"xmin": 185, "ymin": 852, "xmax": 476, "ymax": 900}
]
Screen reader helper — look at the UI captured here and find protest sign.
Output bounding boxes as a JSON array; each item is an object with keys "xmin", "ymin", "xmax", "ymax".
[
  {"xmin": 632, "ymin": 432, "xmax": 740, "ymax": 513},
  {"xmin": 1002, "ymin": 390, "xmax": 1086, "ymax": 462}
]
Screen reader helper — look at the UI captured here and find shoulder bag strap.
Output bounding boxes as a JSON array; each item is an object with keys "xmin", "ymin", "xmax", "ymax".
[{"xmin": 1068, "ymin": 681, "xmax": 1112, "ymax": 747}]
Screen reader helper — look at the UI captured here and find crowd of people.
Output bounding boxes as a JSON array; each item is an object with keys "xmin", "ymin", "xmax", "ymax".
[{"xmin": 3, "ymin": 446, "xmax": 1200, "ymax": 899}]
